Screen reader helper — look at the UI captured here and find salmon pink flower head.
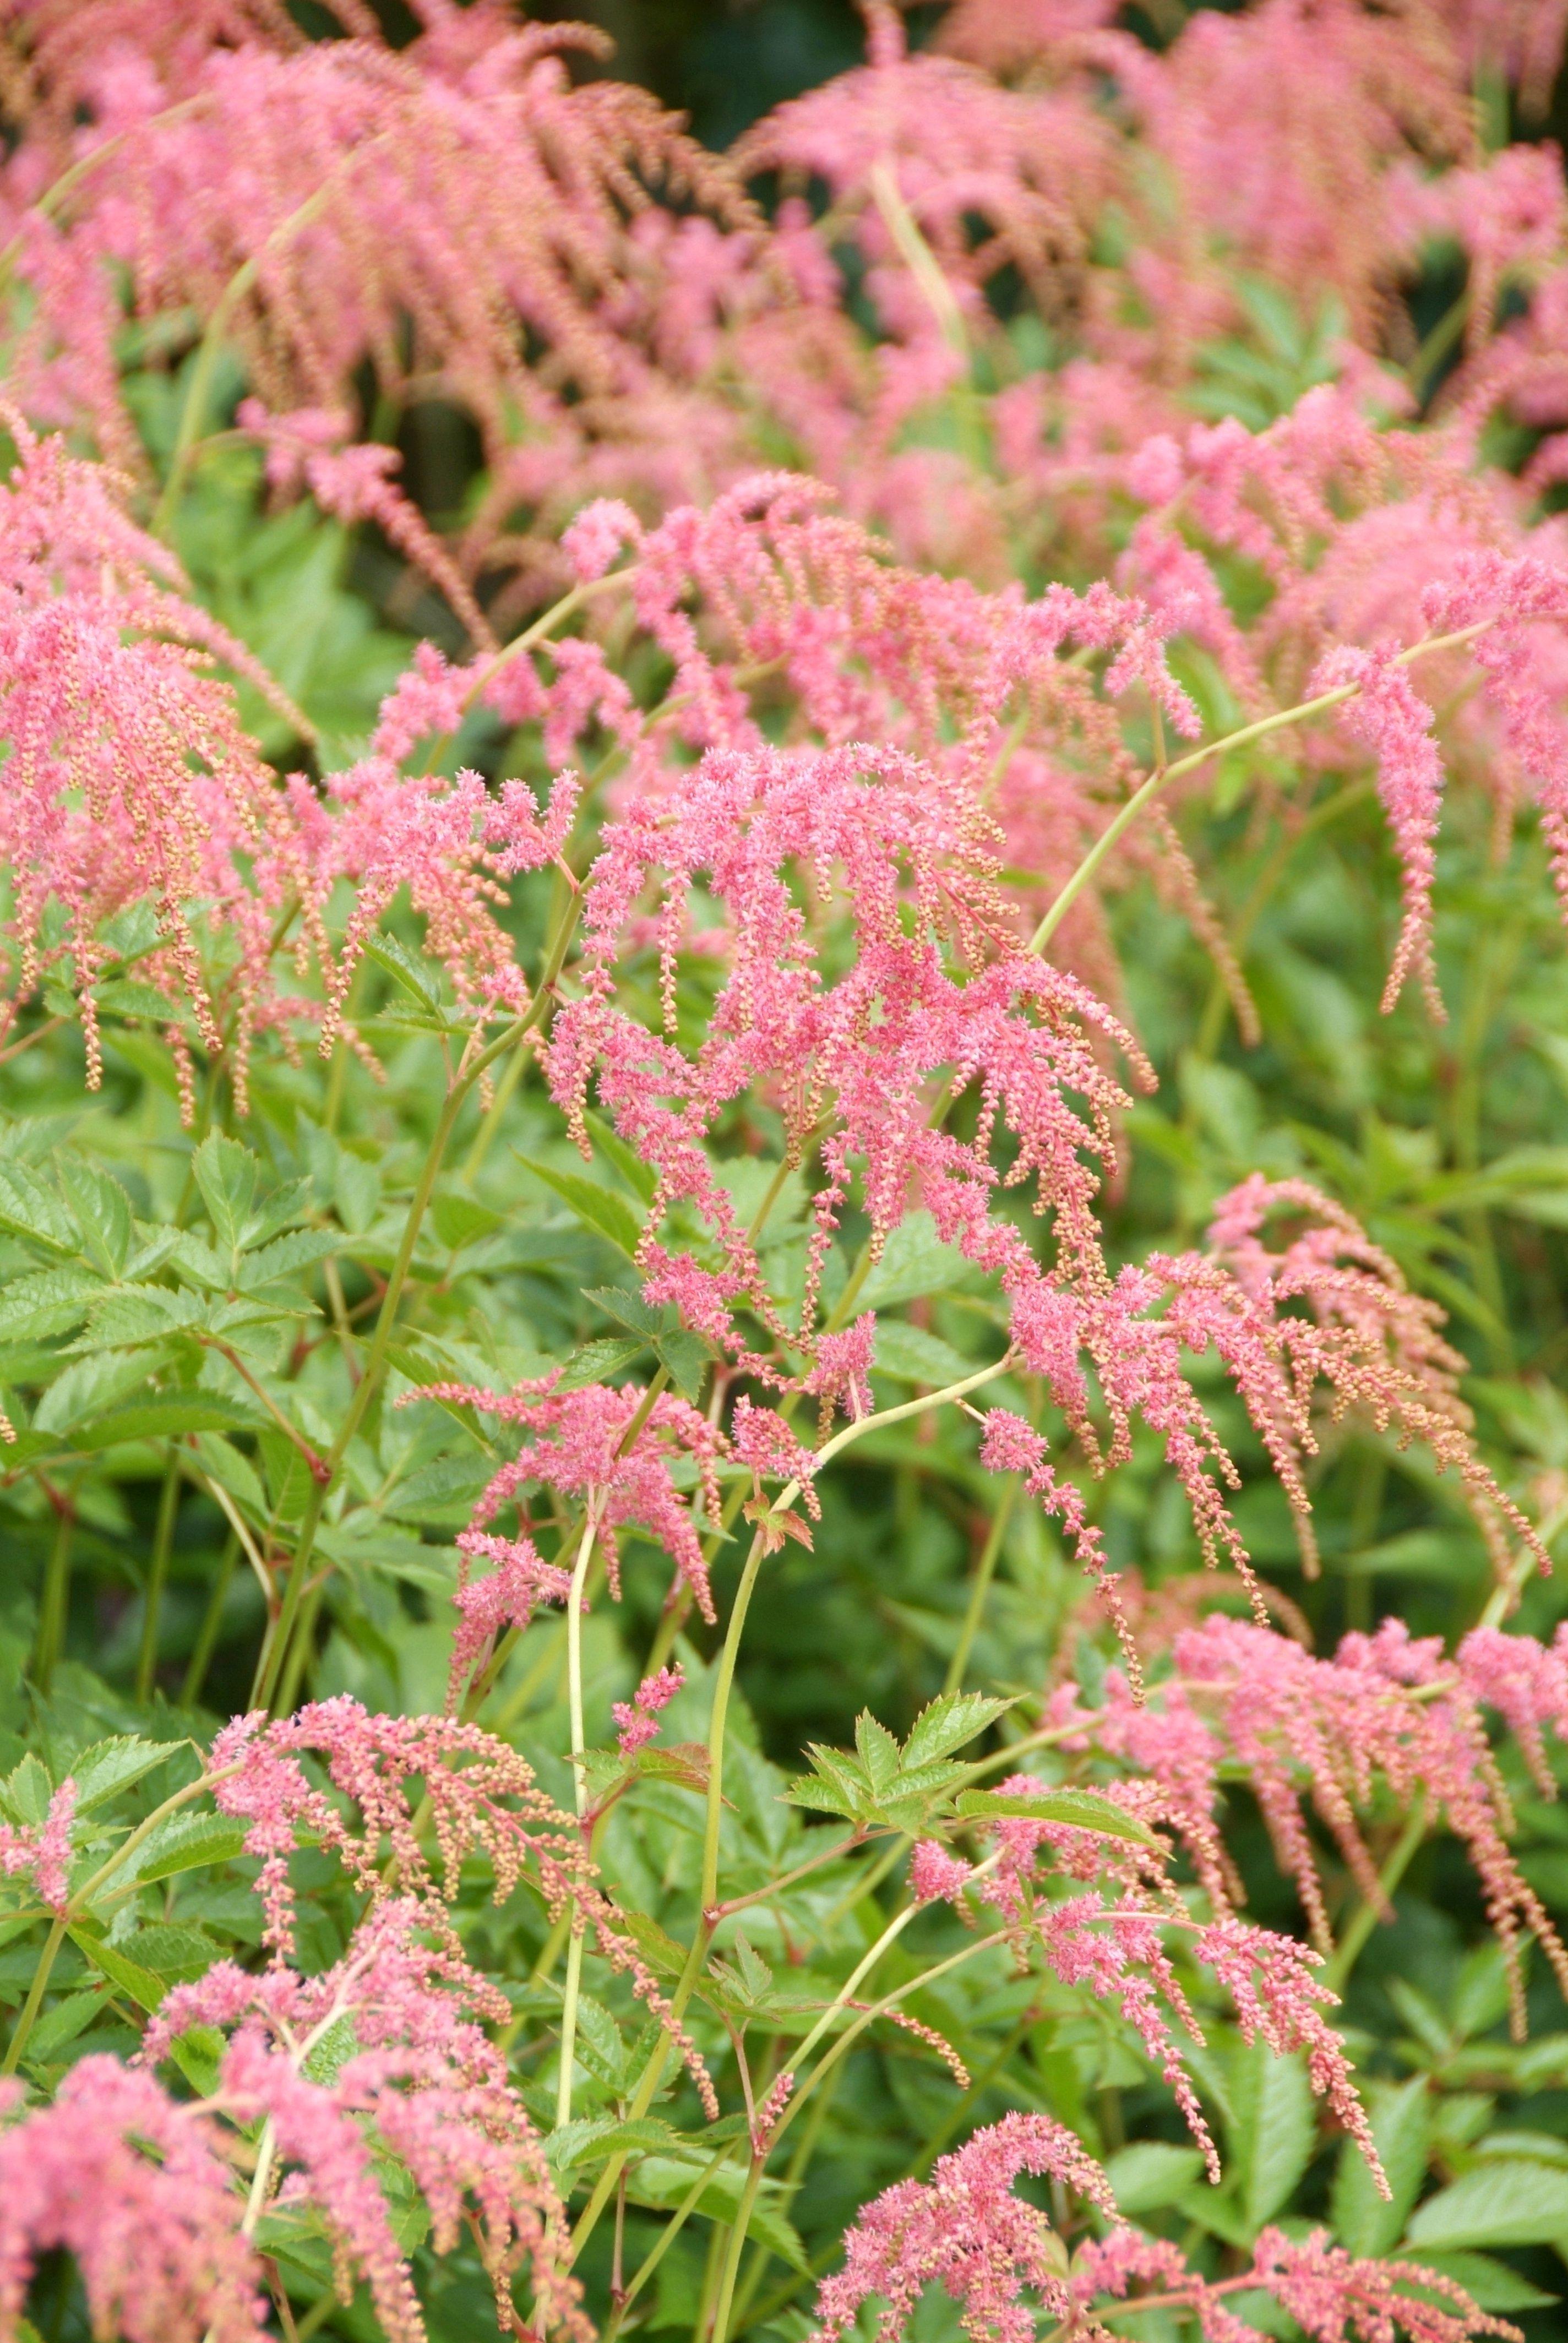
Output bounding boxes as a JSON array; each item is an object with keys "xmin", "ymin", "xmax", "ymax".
[
  {"xmin": 612, "ymin": 1664, "xmax": 685, "ymax": 1757},
  {"xmin": 810, "ymin": 2110, "xmax": 1119, "ymax": 2343},
  {"xmin": 0, "ymin": 1777, "xmax": 75, "ymax": 1914},
  {"xmin": 408, "ymin": 1375, "xmax": 726, "ymax": 1622},
  {"xmin": 209, "ymin": 1697, "xmax": 716, "ymax": 2115}
]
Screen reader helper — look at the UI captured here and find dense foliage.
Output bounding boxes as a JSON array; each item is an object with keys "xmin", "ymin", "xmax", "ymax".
[{"xmin": 12, "ymin": 5, "xmax": 1568, "ymax": 2343}]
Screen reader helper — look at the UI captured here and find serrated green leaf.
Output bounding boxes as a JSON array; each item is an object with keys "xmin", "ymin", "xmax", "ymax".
[
  {"xmin": 73, "ymin": 1392, "xmax": 258, "ymax": 1450},
  {"xmin": 903, "ymin": 1691, "xmax": 1012, "ymax": 1769},
  {"xmin": 953, "ymin": 1786, "xmax": 1158, "ymax": 1845},
  {"xmin": 236, "ymin": 1228, "xmax": 337, "ymax": 1292},
  {"xmin": 517, "ymin": 1156, "xmax": 644, "ymax": 1258},
  {"xmin": 362, "ymin": 930, "xmax": 442, "ymax": 1011},
  {"xmin": 69, "ymin": 1927, "xmax": 167, "ymax": 2010},
  {"xmin": 1402, "ymin": 2252, "xmax": 1558, "ymax": 2312},
  {"xmin": 586, "ymin": 1285, "xmax": 665, "ymax": 1337},
  {"xmin": 69, "ymin": 1737, "xmax": 182, "ymax": 1814},
  {"xmin": 1233, "ymin": 2040, "xmax": 1314, "ymax": 2232},
  {"xmin": 1106, "ymin": 2142, "xmax": 1207, "ymax": 2214},
  {"xmin": 583, "ymin": 1110, "xmax": 659, "ymax": 1204},
  {"xmin": 59, "ymin": 1161, "xmax": 133, "ymax": 1279},
  {"xmin": 0, "ymin": 1265, "xmax": 100, "ymax": 1342},
  {"xmin": 117, "ymin": 1813, "xmax": 248, "ymax": 1888},
  {"xmin": 1406, "ymin": 2159, "xmax": 1568, "ymax": 2249},
  {"xmin": 193, "ymin": 1133, "xmax": 259, "ymax": 1261},
  {"xmin": 1333, "ymin": 2077, "xmax": 1430, "ymax": 2256},
  {"xmin": 0, "ymin": 1162, "xmax": 78, "ymax": 1254},
  {"xmin": 554, "ymin": 1336, "xmax": 648, "ymax": 1392},
  {"xmin": 74, "ymin": 1284, "xmax": 203, "ymax": 1349},
  {"xmin": 872, "ymin": 1321, "xmax": 976, "ymax": 1387},
  {"xmin": 854, "ymin": 1712, "xmax": 901, "ymax": 1795},
  {"xmin": 656, "ymin": 1328, "xmax": 710, "ymax": 1404}
]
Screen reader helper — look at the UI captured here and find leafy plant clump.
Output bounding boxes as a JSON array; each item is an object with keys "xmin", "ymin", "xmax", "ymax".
[{"xmin": 9, "ymin": 4, "xmax": 1568, "ymax": 2342}]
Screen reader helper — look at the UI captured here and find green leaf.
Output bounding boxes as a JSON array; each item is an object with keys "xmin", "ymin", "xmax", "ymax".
[
  {"xmin": 193, "ymin": 1134, "xmax": 259, "ymax": 1260},
  {"xmin": 236, "ymin": 1229, "xmax": 338, "ymax": 1292},
  {"xmin": 24, "ymin": 1988, "xmax": 104, "ymax": 2065},
  {"xmin": 69, "ymin": 1927, "xmax": 167, "ymax": 2011},
  {"xmin": 0, "ymin": 1266, "xmax": 100, "ymax": 1342},
  {"xmin": 854, "ymin": 1712, "xmax": 901, "ymax": 1796},
  {"xmin": 1406, "ymin": 2159, "xmax": 1568, "ymax": 2249},
  {"xmin": 1402, "ymin": 2252, "xmax": 1558, "ymax": 2313},
  {"xmin": 1333, "ymin": 2077, "xmax": 1429, "ymax": 2255},
  {"xmin": 516, "ymin": 1156, "xmax": 644, "ymax": 1258},
  {"xmin": 554, "ymin": 1336, "xmax": 648, "ymax": 1392},
  {"xmin": 118, "ymin": 1814, "xmax": 248, "ymax": 1888},
  {"xmin": 655, "ymin": 1328, "xmax": 710, "ymax": 1404},
  {"xmin": 872, "ymin": 1321, "xmax": 976, "ymax": 1388},
  {"xmin": 69, "ymin": 1737, "xmax": 182, "ymax": 1814},
  {"xmin": 903, "ymin": 1691, "xmax": 1012, "ymax": 1769},
  {"xmin": 953, "ymin": 1786, "xmax": 1158, "ymax": 1846},
  {"xmin": 1106, "ymin": 2142, "xmax": 1207, "ymax": 2215},
  {"xmin": 583, "ymin": 1109, "xmax": 658, "ymax": 1205},
  {"xmin": 73, "ymin": 1392, "xmax": 258, "ymax": 1450},
  {"xmin": 1232, "ymin": 2041, "xmax": 1314, "ymax": 2231},
  {"xmin": 362, "ymin": 931, "xmax": 442, "ymax": 1012},
  {"xmin": 59, "ymin": 1162, "xmax": 133, "ymax": 1278},
  {"xmin": 74, "ymin": 1284, "xmax": 204, "ymax": 1349},
  {"xmin": 586, "ymin": 1285, "xmax": 666, "ymax": 1337},
  {"xmin": 0, "ymin": 1161, "xmax": 78, "ymax": 1254}
]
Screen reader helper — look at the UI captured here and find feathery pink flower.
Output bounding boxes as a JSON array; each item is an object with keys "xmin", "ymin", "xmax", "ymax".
[
  {"xmin": 0, "ymin": 1778, "xmax": 76, "ymax": 1914},
  {"xmin": 413, "ymin": 1376, "xmax": 726, "ymax": 1623},
  {"xmin": 613, "ymin": 1663, "xmax": 684, "ymax": 1757}
]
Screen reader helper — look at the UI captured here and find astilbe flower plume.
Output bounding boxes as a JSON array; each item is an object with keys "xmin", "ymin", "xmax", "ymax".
[
  {"xmin": 0, "ymin": 3, "xmax": 763, "ymax": 559},
  {"xmin": 209, "ymin": 1695, "xmax": 716, "ymax": 2110},
  {"xmin": 411, "ymin": 1375, "xmax": 726, "ymax": 1624},
  {"xmin": 923, "ymin": 1768, "xmax": 1382, "ymax": 2182},
  {"xmin": 1047, "ymin": 1610, "xmax": 1568, "ymax": 2033},
  {"xmin": 814, "ymin": 2115, "xmax": 1508, "ymax": 2343},
  {"xmin": 0, "ymin": 2061, "xmax": 265, "ymax": 2343},
  {"xmin": 140, "ymin": 1898, "xmax": 587, "ymax": 2343},
  {"xmin": 810, "ymin": 2110, "xmax": 1118, "ymax": 2343},
  {"xmin": 0, "ymin": 419, "xmax": 312, "ymax": 1112},
  {"xmin": 0, "ymin": 1777, "xmax": 75, "ymax": 1912}
]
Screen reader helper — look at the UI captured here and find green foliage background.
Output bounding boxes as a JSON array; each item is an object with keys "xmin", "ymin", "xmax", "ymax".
[{"xmin": 8, "ymin": 11, "xmax": 1568, "ymax": 2343}]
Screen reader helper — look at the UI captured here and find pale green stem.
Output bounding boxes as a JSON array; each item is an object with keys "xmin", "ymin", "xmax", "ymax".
[
  {"xmin": 771, "ymin": 1928, "xmax": 1000, "ymax": 2148},
  {"xmin": 569, "ymin": 1357, "xmax": 1015, "ymax": 2261},
  {"xmin": 181, "ymin": 1529, "xmax": 238, "ymax": 1709},
  {"xmin": 2, "ymin": 1914, "xmax": 65, "ymax": 2074},
  {"xmin": 136, "ymin": 1449, "xmax": 182, "ymax": 1703},
  {"xmin": 557, "ymin": 1507, "xmax": 600, "ymax": 2129},
  {"xmin": 1323, "ymin": 1790, "xmax": 1429, "ymax": 1992},
  {"xmin": 1029, "ymin": 621, "xmax": 1494, "ymax": 954},
  {"xmin": 603, "ymin": 2140, "xmax": 743, "ymax": 2343},
  {"xmin": 943, "ymin": 1480, "xmax": 1017, "ymax": 1694},
  {"xmin": 255, "ymin": 963, "xmax": 573, "ymax": 1713},
  {"xmin": 34, "ymin": 1501, "xmax": 74, "ymax": 1694}
]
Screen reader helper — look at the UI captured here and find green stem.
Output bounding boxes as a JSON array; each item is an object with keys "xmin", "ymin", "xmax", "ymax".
[
  {"xmin": 153, "ymin": 177, "xmax": 339, "ymax": 539},
  {"xmin": 569, "ymin": 1358, "xmax": 1014, "ymax": 2263},
  {"xmin": 1323, "ymin": 1790, "xmax": 1428, "ymax": 1991},
  {"xmin": 254, "ymin": 993, "xmax": 565, "ymax": 1714},
  {"xmin": 2, "ymin": 1914, "xmax": 66, "ymax": 2074},
  {"xmin": 34, "ymin": 1502, "xmax": 74, "ymax": 1694},
  {"xmin": 709, "ymin": 2165, "xmax": 764, "ymax": 2343},
  {"xmin": 1029, "ymin": 623, "xmax": 1493, "ymax": 955},
  {"xmin": 604, "ymin": 2141, "xmax": 743, "ymax": 2343},
  {"xmin": 557, "ymin": 1508, "xmax": 600, "ymax": 2129},
  {"xmin": 943, "ymin": 1480, "xmax": 1017, "ymax": 1694},
  {"xmin": 181, "ymin": 1528, "xmax": 238, "ymax": 1708},
  {"xmin": 135, "ymin": 1451, "xmax": 182, "ymax": 1703}
]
